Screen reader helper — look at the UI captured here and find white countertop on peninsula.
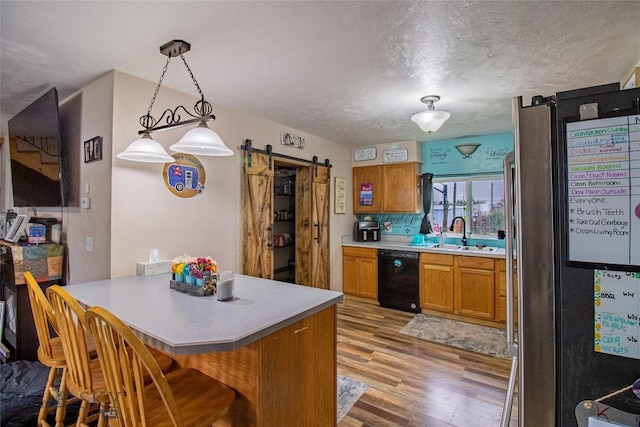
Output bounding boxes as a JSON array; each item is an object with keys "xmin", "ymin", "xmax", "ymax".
[
  {"xmin": 341, "ymin": 235, "xmax": 506, "ymax": 258},
  {"xmin": 66, "ymin": 273, "xmax": 343, "ymax": 355}
]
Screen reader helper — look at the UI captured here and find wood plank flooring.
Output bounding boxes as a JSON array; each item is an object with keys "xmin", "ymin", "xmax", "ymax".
[{"xmin": 337, "ymin": 298, "xmax": 518, "ymax": 426}]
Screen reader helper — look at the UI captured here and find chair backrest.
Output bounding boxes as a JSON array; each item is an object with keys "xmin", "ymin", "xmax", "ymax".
[
  {"xmin": 24, "ymin": 271, "xmax": 59, "ymax": 362},
  {"xmin": 47, "ymin": 285, "xmax": 95, "ymax": 394},
  {"xmin": 85, "ymin": 306, "xmax": 184, "ymax": 427}
]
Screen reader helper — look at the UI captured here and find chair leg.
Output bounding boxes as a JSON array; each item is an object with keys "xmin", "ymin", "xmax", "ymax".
[
  {"xmin": 96, "ymin": 403, "xmax": 108, "ymax": 427},
  {"xmin": 75, "ymin": 400, "xmax": 90, "ymax": 427},
  {"xmin": 38, "ymin": 367, "xmax": 57, "ymax": 425},
  {"xmin": 53, "ymin": 367, "xmax": 68, "ymax": 427}
]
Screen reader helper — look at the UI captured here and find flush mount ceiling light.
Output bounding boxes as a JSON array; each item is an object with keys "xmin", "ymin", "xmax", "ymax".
[
  {"xmin": 117, "ymin": 40, "xmax": 233, "ymax": 163},
  {"xmin": 411, "ymin": 95, "xmax": 451, "ymax": 134}
]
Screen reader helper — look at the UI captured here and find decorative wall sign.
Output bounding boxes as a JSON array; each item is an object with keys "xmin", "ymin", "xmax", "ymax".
[
  {"xmin": 354, "ymin": 146, "xmax": 377, "ymax": 162},
  {"xmin": 334, "ymin": 177, "xmax": 346, "ymax": 214},
  {"xmin": 422, "ymin": 133, "xmax": 513, "ymax": 175},
  {"xmin": 84, "ymin": 136, "xmax": 102, "ymax": 163},
  {"xmin": 359, "ymin": 182, "xmax": 373, "ymax": 206},
  {"xmin": 383, "ymin": 148, "xmax": 408, "ymax": 163},
  {"xmin": 162, "ymin": 153, "xmax": 206, "ymax": 198},
  {"xmin": 281, "ymin": 132, "xmax": 305, "ymax": 149}
]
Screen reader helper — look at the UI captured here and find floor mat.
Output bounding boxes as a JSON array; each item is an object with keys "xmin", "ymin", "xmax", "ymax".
[
  {"xmin": 400, "ymin": 313, "xmax": 510, "ymax": 358},
  {"xmin": 337, "ymin": 374, "xmax": 369, "ymax": 422}
]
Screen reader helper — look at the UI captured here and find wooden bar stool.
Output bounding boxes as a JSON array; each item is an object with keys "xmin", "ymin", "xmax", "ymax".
[
  {"xmin": 24, "ymin": 272, "xmax": 72, "ymax": 427},
  {"xmin": 47, "ymin": 285, "xmax": 110, "ymax": 427},
  {"xmin": 85, "ymin": 305, "xmax": 236, "ymax": 427},
  {"xmin": 45, "ymin": 285, "xmax": 175, "ymax": 427}
]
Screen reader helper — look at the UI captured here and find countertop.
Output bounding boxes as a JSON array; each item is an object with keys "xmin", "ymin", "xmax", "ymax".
[
  {"xmin": 342, "ymin": 236, "xmax": 506, "ymax": 259},
  {"xmin": 66, "ymin": 273, "xmax": 344, "ymax": 355}
]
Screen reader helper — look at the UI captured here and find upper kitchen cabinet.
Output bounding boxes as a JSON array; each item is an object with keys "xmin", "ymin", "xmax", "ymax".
[
  {"xmin": 353, "ymin": 162, "xmax": 421, "ymax": 214},
  {"xmin": 352, "ymin": 165, "xmax": 381, "ymax": 213}
]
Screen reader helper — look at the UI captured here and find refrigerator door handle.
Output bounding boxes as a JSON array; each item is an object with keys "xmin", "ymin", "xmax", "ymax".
[
  {"xmin": 503, "ymin": 150, "xmax": 517, "ymax": 354},
  {"xmin": 500, "ymin": 150, "xmax": 517, "ymax": 427}
]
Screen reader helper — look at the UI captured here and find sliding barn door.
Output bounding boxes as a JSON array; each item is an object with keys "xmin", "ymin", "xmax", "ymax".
[
  {"xmin": 311, "ymin": 165, "xmax": 330, "ymax": 289},
  {"xmin": 294, "ymin": 164, "xmax": 329, "ymax": 289},
  {"xmin": 242, "ymin": 152, "xmax": 274, "ymax": 279},
  {"xmin": 295, "ymin": 166, "xmax": 312, "ymax": 286}
]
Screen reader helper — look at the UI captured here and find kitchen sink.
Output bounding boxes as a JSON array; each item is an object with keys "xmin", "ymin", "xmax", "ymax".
[
  {"xmin": 430, "ymin": 243, "xmax": 462, "ymax": 250},
  {"xmin": 458, "ymin": 245, "xmax": 499, "ymax": 253}
]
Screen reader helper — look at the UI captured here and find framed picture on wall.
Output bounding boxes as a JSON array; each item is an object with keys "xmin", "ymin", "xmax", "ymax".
[
  {"xmin": 334, "ymin": 177, "xmax": 346, "ymax": 214},
  {"xmin": 84, "ymin": 136, "xmax": 103, "ymax": 163}
]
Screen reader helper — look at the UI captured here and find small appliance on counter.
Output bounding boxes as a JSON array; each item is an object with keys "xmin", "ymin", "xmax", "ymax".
[{"xmin": 353, "ymin": 221, "xmax": 381, "ymax": 242}]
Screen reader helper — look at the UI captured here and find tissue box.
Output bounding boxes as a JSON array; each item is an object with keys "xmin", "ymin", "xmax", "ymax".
[{"xmin": 136, "ymin": 260, "xmax": 171, "ymax": 276}]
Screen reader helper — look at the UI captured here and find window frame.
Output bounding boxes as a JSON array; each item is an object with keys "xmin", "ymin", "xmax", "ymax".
[{"xmin": 431, "ymin": 174, "xmax": 505, "ymax": 239}]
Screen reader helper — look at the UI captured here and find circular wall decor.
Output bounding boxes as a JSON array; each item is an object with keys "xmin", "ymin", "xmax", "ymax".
[{"xmin": 163, "ymin": 153, "xmax": 206, "ymax": 198}]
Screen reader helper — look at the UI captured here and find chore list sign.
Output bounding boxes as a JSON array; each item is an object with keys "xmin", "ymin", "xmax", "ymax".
[
  {"xmin": 594, "ymin": 270, "xmax": 639, "ymax": 359},
  {"xmin": 566, "ymin": 114, "xmax": 640, "ymax": 266}
]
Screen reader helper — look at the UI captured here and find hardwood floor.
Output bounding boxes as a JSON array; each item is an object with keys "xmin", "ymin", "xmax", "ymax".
[{"xmin": 337, "ymin": 298, "xmax": 518, "ymax": 426}]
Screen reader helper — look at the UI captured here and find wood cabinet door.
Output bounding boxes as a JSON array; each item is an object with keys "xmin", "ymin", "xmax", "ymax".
[
  {"xmin": 495, "ymin": 262, "xmax": 507, "ymax": 322},
  {"xmin": 342, "ymin": 247, "xmax": 377, "ymax": 299},
  {"xmin": 353, "ymin": 166, "xmax": 381, "ymax": 213},
  {"xmin": 420, "ymin": 263, "xmax": 454, "ymax": 312},
  {"xmin": 310, "ymin": 165, "xmax": 330, "ymax": 289},
  {"xmin": 382, "ymin": 162, "xmax": 420, "ymax": 213},
  {"xmin": 454, "ymin": 266, "xmax": 495, "ymax": 319},
  {"xmin": 357, "ymin": 256, "xmax": 377, "ymax": 299},
  {"xmin": 242, "ymin": 152, "xmax": 274, "ymax": 279},
  {"xmin": 495, "ymin": 259, "xmax": 518, "ymax": 323},
  {"xmin": 342, "ymin": 253, "xmax": 360, "ymax": 296}
]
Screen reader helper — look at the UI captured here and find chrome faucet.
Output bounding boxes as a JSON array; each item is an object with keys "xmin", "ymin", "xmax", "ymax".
[{"xmin": 449, "ymin": 216, "xmax": 467, "ymax": 246}]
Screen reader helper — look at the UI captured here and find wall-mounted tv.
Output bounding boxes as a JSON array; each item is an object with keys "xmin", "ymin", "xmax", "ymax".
[{"xmin": 8, "ymin": 88, "xmax": 66, "ymax": 207}]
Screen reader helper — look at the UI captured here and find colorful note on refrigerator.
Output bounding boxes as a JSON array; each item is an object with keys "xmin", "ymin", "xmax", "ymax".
[{"xmin": 594, "ymin": 269, "xmax": 640, "ymax": 360}]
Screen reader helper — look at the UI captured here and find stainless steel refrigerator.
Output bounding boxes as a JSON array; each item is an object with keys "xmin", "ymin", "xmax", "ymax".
[{"xmin": 501, "ymin": 83, "xmax": 640, "ymax": 426}]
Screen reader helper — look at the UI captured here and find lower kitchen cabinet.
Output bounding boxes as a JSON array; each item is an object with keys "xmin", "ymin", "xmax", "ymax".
[
  {"xmin": 419, "ymin": 253, "xmax": 454, "ymax": 313},
  {"xmin": 342, "ymin": 247, "xmax": 377, "ymax": 300},
  {"xmin": 454, "ymin": 256, "xmax": 495, "ymax": 320},
  {"xmin": 495, "ymin": 259, "xmax": 518, "ymax": 323}
]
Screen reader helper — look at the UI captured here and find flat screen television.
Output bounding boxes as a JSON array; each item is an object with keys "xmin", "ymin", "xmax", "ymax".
[{"xmin": 8, "ymin": 88, "xmax": 65, "ymax": 207}]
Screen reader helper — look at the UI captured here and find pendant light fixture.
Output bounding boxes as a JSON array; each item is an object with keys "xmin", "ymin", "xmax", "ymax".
[
  {"xmin": 411, "ymin": 95, "xmax": 451, "ymax": 134},
  {"xmin": 117, "ymin": 40, "xmax": 233, "ymax": 163}
]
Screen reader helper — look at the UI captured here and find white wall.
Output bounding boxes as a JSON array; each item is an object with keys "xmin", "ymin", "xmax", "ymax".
[
  {"xmin": 62, "ymin": 72, "xmax": 114, "ymax": 284},
  {"xmin": 109, "ymin": 71, "xmax": 353, "ymax": 290},
  {"xmin": 0, "ymin": 70, "xmax": 354, "ymax": 290},
  {"xmin": 0, "ymin": 74, "xmax": 114, "ymax": 285}
]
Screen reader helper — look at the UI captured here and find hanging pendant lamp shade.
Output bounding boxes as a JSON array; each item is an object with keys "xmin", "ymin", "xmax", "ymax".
[
  {"xmin": 169, "ymin": 121, "xmax": 233, "ymax": 156},
  {"xmin": 117, "ymin": 39, "xmax": 233, "ymax": 163},
  {"xmin": 411, "ymin": 95, "xmax": 451, "ymax": 133},
  {"xmin": 116, "ymin": 133, "xmax": 174, "ymax": 163}
]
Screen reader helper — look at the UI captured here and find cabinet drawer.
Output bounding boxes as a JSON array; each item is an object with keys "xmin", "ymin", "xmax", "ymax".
[
  {"xmin": 342, "ymin": 246, "xmax": 377, "ymax": 259},
  {"xmin": 496, "ymin": 259, "xmax": 517, "ymax": 272},
  {"xmin": 456, "ymin": 256, "xmax": 494, "ymax": 270},
  {"xmin": 420, "ymin": 253, "xmax": 454, "ymax": 266}
]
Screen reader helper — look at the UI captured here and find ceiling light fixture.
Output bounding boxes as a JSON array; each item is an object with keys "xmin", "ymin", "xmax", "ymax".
[
  {"xmin": 117, "ymin": 40, "xmax": 233, "ymax": 163},
  {"xmin": 411, "ymin": 95, "xmax": 451, "ymax": 134},
  {"xmin": 455, "ymin": 143, "xmax": 481, "ymax": 158}
]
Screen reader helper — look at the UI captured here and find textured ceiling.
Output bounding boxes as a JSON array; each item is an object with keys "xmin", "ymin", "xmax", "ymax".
[{"xmin": 1, "ymin": 1, "xmax": 639, "ymax": 146}]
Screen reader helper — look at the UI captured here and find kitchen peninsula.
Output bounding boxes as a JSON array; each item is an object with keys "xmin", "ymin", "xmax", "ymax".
[{"xmin": 66, "ymin": 273, "xmax": 343, "ymax": 426}]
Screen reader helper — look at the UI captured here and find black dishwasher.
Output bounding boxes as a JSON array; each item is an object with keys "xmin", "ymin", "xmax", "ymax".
[{"xmin": 377, "ymin": 249, "xmax": 420, "ymax": 313}]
